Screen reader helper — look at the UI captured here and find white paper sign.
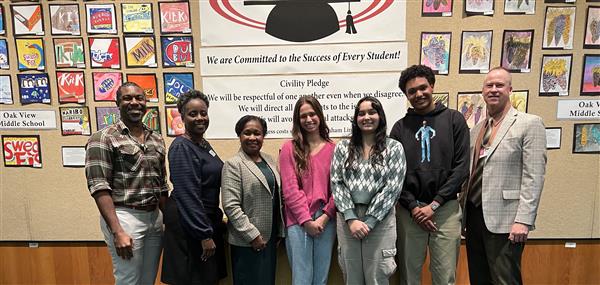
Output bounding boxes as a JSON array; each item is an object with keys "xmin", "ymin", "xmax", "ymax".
[
  {"xmin": 61, "ymin": 146, "xmax": 86, "ymax": 167},
  {"xmin": 0, "ymin": 110, "xmax": 57, "ymax": 129},
  {"xmin": 556, "ymin": 100, "xmax": 600, "ymax": 120},
  {"xmin": 545, "ymin": 128, "xmax": 561, "ymax": 149}
]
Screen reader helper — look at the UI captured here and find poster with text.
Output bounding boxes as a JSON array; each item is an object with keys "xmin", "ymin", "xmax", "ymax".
[
  {"xmin": 11, "ymin": 4, "xmax": 44, "ymax": 35},
  {"xmin": 18, "ymin": 73, "xmax": 51, "ymax": 105},
  {"xmin": 0, "ymin": 75, "xmax": 13, "ymax": 104},
  {"xmin": 143, "ymin": 107, "xmax": 161, "ymax": 134},
  {"xmin": 54, "ymin": 38, "xmax": 85, "ymax": 68},
  {"xmin": 86, "ymin": 4, "xmax": 117, "ymax": 34},
  {"xmin": 2, "ymin": 135, "xmax": 42, "ymax": 168},
  {"xmin": 0, "ymin": 39, "xmax": 8, "ymax": 68},
  {"xmin": 125, "ymin": 36, "xmax": 157, "ymax": 67},
  {"xmin": 127, "ymin": 74, "xmax": 158, "ymax": 102},
  {"xmin": 89, "ymin": 37, "xmax": 120, "ymax": 68},
  {"xmin": 122, "ymin": 3, "xmax": 153, "ymax": 33},
  {"xmin": 16, "ymin": 38, "xmax": 45, "ymax": 71},
  {"xmin": 159, "ymin": 1, "xmax": 191, "ymax": 33},
  {"xmin": 57, "ymin": 71, "xmax": 85, "ymax": 104},
  {"xmin": 60, "ymin": 106, "xmax": 91, "ymax": 136},
  {"xmin": 95, "ymin": 107, "xmax": 120, "ymax": 131},
  {"xmin": 50, "ymin": 4, "xmax": 81, "ymax": 35},
  {"xmin": 161, "ymin": 36, "xmax": 194, "ymax": 67},
  {"xmin": 93, "ymin": 72, "xmax": 122, "ymax": 102},
  {"xmin": 164, "ymin": 73, "xmax": 193, "ymax": 104}
]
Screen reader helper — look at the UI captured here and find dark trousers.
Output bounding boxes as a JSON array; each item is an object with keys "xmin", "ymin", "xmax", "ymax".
[
  {"xmin": 465, "ymin": 202, "xmax": 524, "ymax": 285},
  {"xmin": 230, "ymin": 238, "xmax": 277, "ymax": 285}
]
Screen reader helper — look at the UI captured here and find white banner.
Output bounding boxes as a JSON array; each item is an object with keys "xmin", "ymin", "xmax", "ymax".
[
  {"xmin": 200, "ymin": 42, "xmax": 407, "ymax": 76},
  {"xmin": 556, "ymin": 99, "xmax": 600, "ymax": 120},
  {"xmin": 0, "ymin": 110, "xmax": 57, "ymax": 129},
  {"xmin": 203, "ymin": 73, "xmax": 407, "ymax": 139},
  {"xmin": 199, "ymin": 0, "xmax": 406, "ymax": 46}
]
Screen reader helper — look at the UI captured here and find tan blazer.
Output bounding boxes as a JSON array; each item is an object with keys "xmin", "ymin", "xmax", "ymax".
[
  {"xmin": 221, "ymin": 149, "xmax": 285, "ymax": 247},
  {"xmin": 461, "ymin": 107, "xmax": 547, "ymax": 233}
]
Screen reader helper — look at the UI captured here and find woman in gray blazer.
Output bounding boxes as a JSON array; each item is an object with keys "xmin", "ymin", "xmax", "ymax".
[{"xmin": 221, "ymin": 115, "xmax": 285, "ymax": 285}]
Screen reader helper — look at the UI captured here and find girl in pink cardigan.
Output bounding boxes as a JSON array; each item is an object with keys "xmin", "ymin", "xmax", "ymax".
[{"xmin": 279, "ymin": 96, "xmax": 336, "ymax": 285}]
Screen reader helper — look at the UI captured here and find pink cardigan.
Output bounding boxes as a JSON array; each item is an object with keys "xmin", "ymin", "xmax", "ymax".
[{"xmin": 279, "ymin": 140, "xmax": 336, "ymax": 227}]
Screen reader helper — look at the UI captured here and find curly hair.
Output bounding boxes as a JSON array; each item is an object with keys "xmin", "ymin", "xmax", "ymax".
[
  {"xmin": 345, "ymin": 96, "xmax": 388, "ymax": 169},
  {"xmin": 176, "ymin": 90, "xmax": 210, "ymax": 114},
  {"xmin": 398, "ymin": 65, "xmax": 436, "ymax": 94},
  {"xmin": 291, "ymin": 96, "xmax": 331, "ymax": 175}
]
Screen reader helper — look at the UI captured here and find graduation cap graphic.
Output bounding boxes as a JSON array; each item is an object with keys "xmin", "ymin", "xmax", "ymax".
[{"xmin": 244, "ymin": 0, "xmax": 359, "ymax": 42}]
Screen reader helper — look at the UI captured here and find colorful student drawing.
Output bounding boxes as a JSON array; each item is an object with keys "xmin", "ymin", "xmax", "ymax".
[
  {"xmin": 143, "ymin": 107, "xmax": 161, "ymax": 134},
  {"xmin": 504, "ymin": 0, "xmax": 535, "ymax": 14},
  {"xmin": 95, "ymin": 107, "xmax": 121, "ymax": 131},
  {"xmin": 16, "ymin": 38, "xmax": 45, "ymax": 71},
  {"xmin": 584, "ymin": 6, "xmax": 600, "ymax": 49},
  {"xmin": 0, "ymin": 39, "xmax": 8, "ymax": 68},
  {"xmin": 12, "ymin": 4, "xmax": 44, "ymax": 35},
  {"xmin": 164, "ymin": 73, "xmax": 193, "ymax": 104},
  {"xmin": 0, "ymin": 6, "xmax": 5, "ymax": 34},
  {"xmin": 89, "ymin": 37, "xmax": 120, "ymax": 68},
  {"xmin": 93, "ymin": 72, "xmax": 122, "ymax": 102},
  {"xmin": 460, "ymin": 31, "xmax": 492, "ymax": 72},
  {"xmin": 166, "ymin": 106, "xmax": 184, "ymax": 137},
  {"xmin": 581, "ymin": 54, "xmax": 600, "ymax": 96},
  {"xmin": 0, "ymin": 75, "xmax": 13, "ymax": 104},
  {"xmin": 2, "ymin": 135, "xmax": 42, "ymax": 168},
  {"xmin": 86, "ymin": 4, "xmax": 117, "ymax": 34},
  {"xmin": 422, "ymin": 0, "xmax": 452, "ymax": 15},
  {"xmin": 161, "ymin": 37, "xmax": 194, "ymax": 67},
  {"xmin": 543, "ymin": 6, "xmax": 576, "ymax": 49},
  {"xmin": 432, "ymin": 93, "xmax": 449, "ymax": 107},
  {"xmin": 501, "ymin": 30, "xmax": 533, "ymax": 71},
  {"xmin": 573, "ymin": 124, "xmax": 600, "ymax": 153},
  {"xmin": 159, "ymin": 2, "xmax": 191, "ymax": 33},
  {"xmin": 457, "ymin": 92, "xmax": 486, "ymax": 129},
  {"xmin": 57, "ymin": 71, "xmax": 85, "ymax": 104},
  {"xmin": 510, "ymin": 90, "xmax": 528, "ymax": 112},
  {"xmin": 127, "ymin": 74, "xmax": 158, "ymax": 102},
  {"xmin": 122, "ymin": 3, "xmax": 153, "ymax": 33},
  {"xmin": 18, "ymin": 73, "xmax": 51, "ymax": 104},
  {"xmin": 465, "ymin": 0, "xmax": 494, "ymax": 14},
  {"xmin": 54, "ymin": 38, "xmax": 85, "ymax": 68},
  {"xmin": 60, "ymin": 107, "xmax": 91, "ymax": 136},
  {"xmin": 125, "ymin": 36, "xmax": 157, "ymax": 67},
  {"xmin": 539, "ymin": 55, "xmax": 572, "ymax": 96},
  {"xmin": 50, "ymin": 4, "xmax": 81, "ymax": 35},
  {"xmin": 420, "ymin": 32, "xmax": 451, "ymax": 74}
]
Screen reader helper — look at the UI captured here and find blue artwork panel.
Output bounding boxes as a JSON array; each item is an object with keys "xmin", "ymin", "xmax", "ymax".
[
  {"xmin": 18, "ymin": 73, "xmax": 51, "ymax": 104},
  {"xmin": 163, "ymin": 73, "xmax": 193, "ymax": 104}
]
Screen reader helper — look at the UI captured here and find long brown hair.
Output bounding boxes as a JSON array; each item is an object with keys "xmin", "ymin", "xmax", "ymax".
[
  {"xmin": 291, "ymin": 96, "xmax": 331, "ymax": 175},
  {"xmin": 345, "ymin": 96, "xmax": 388, "ymax": 169}
]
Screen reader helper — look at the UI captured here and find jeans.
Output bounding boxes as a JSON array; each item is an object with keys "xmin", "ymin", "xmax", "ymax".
[
  {"xmin": 286, "ymin": 210, "xmax": 336, "ymax": 285},
  {"xmin": 100, "ymin": 207, "xmax": 163, "ymax": 285}
]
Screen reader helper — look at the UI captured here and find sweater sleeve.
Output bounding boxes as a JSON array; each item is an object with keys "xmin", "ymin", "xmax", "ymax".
[
  {"xmin": 168, "ymin": 142, "xmax": 213, "ymax": 240},
  {"xmin": 279, "ymin": 141, "xmax": 312, "ymax": 225},
  {"xmin": 330, "ymin": 141, "xmax": 358, "ymax": 221}
]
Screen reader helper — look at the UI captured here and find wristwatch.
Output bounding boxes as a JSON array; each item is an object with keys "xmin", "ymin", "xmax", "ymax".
[{"xmin": 430, "ymin": 202, "xmax": 440, "ymax": 212}]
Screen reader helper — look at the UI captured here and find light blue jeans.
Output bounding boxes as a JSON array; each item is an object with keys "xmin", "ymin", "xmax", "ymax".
[{"xmin": 286, "ymin": 210, "xmax": 336, "ymax": 285}]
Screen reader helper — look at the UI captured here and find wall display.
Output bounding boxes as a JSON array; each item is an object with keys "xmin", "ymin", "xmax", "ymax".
[
  {"xmin": 546, "ymin": 127, "xmax": 561, "ymax": 149},
  {"xmin": 422, "ymin": 0, "xmax": 452, "ymax": 16},
  {"xmin": 11, "ymin": 4, "xmax": 44, "ymax": 36},
  {"xmin": 164, "ymin": 72, "xmax": 193, "ymax": 104},
  {"xmin": 60, "ymin": 107, "xmax": 91, "ymax": 136},
  {"xmin": 17, "ymin": 73, "xmax": 50, "ymax": 105},
  {"xmin": 504, "ymin": 0, "xmax": 536, "ymax": 14},
  {"xmin": 89, "ymin": 37, "xmax": 120, "ymax": 69},
  {"xmin": 16, "ymin": 38, "xmax": 45, "ymax": 71},
  {"xmin": 56, "ymin": 71, "xmax": 85, "ymax": 104},
  {"xmin": 53, "ymin": 38, "xmax": 85, "ymax": 69},
  {"xmin": 2, "ymin": 135, "xmax": 42, "ymax": 168},
  {"xmin": 0, "ymin": 5, "xmax": 5, "ymax": 35},
  {"xmin": 510, "ymin": 90, "xmax": 529, "ymax": 112},
  {"xmin": 0, "ymin": 39, "xmax": 8, "ymax": 69},
  {"xmin": 584, "ymin": 6, "xmax": 600, "ymax": 49},
  {"xmin": 432, "ymin": 93, "xmax": 449, "ymax": 106},
  {"xmin": 539, "ymin": 54, "xmax": 572, "ymax": 96},
  {"xmin": 121, "ymin": 3, "xmax": 153, "ymax": 34},
  {"xmin": 159, "ymin": 1, "xmax": 191, "ymax": 33},
  {"xmin": 93, "ymin": 72, "xmax": 122, "ymax": 102},
  {"xmin": 95, "ymin": 107, "xmax": 120, "ymax": 131},
  {"xmin": 457, "ymin": 92, "xmax": 486, "ymax": 128},
  {"xmin": 556, "ymin": 99, "xmax": 600, "ymax": 120},
  {"xmin": 581, "ymin": 54, "xmax": 600, "ymax": 96},
  {"xmin": 465, "ymin": 0, "xmax": 494, "ymax": 15},
  {"xmin": 126, "ymin": 74, "xmax": 158, "ymax": 102},
  {"xmin": 61, "ymin": 146, "xmax": 86, "ymax": 167},
  {"xmin": 501, "ymin": 30, "xmax": 534, "ymax": 72},
  {"xmin": 166, "ymin": 106, "xmax": 184, "ymax": 137},
  {"xmin": 0, "ymin": 75, "xmax": 13, "ymax": 104},
  {"xmin": 49, "ymin": 4, "xmax": 81, "ymax": 35},
  {"xmin": 420, "ymin": 32, "xmax": 451, "ymax": 75},
  {"xmin": 543, "ymin": 6, "xmax": 576, "ymax": 50},
  {"xmin": 143, "ymin": 107, "xmax": 161, "ymax": 134},
  {"xmin": 459, "ymin": 30, "xmax": 492, "ymax": 73},
  {"xmin": 124, "ymin": 36, "xmax": 157, "ymax": 68},
  {"xmin": 86, "ymin": 4, "xmax": 117, "ymax": 34},
  {"xmin": 573, "ymin": 123, "xmax": 600, "ymax": 153},
  {"xmin": 161, "ymin": 36, "xmax": 194, "ymax": 67}
]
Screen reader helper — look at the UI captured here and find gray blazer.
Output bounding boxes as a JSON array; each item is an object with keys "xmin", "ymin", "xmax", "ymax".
[
  {"xmin": 221, "ymin": 149, "xmax": 285, "ymax": 247},
  {"xmin": 461, "ymin": 107, "xmax": 547, "ymax": 233}
]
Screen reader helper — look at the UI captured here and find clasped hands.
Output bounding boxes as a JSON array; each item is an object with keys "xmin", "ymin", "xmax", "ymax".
[
  {"xmin": 411, "ymin": 204, "xmax": 438, "ymax": 232},
  {"xmin": 303, "ymin": 214, "xmax": 330, "ymax": 237}
]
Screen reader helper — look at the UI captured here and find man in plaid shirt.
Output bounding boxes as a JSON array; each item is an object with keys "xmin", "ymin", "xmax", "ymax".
[{"xmin": 85, "ymin": 82, "xmax": 169, "ymax": 285}]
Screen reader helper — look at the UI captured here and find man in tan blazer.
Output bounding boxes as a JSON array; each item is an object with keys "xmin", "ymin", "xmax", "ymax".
[{"xmin": 461, "ymin": 67, "xmax": 547, "ymax": 284}]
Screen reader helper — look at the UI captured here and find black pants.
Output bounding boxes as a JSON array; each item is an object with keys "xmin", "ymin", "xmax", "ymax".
[{"xmin": 230, "ymin": 238, "xmax": 277, "ymax": 285}]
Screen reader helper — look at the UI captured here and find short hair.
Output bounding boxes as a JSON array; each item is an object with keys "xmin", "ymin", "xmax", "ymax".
[
  {"xmin": 176, "ymin": 90, "xmax": 210, "ymax": 114},
  {"xmin": 487, "ymin": 66, "xmax": 512, "ymax": 86},
  {"xmin": 235, "ymin": 115, "xmax": 268, "ymax": 137},
  {"xmin": 115, "ymin": 82, "xmax": 142, "ymax": 104},
  {"xmin": 398, "ymin": 65, "xmax": 436, "ymax": 94}
]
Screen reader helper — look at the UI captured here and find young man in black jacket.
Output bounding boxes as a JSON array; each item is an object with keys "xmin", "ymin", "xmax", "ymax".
[{"xmin": 391, "ymin": 65, "xmax": 470, "ymax": 285}]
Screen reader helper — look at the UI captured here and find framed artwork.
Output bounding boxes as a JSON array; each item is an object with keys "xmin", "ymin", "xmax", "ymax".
[
  {"xmin": 89, "ymin": 37, "xmax": 120, "ymax": 69},
  {"xmin": 539, "ymin": 54, "xmax": 572, "ymax": 96},
  {"xmin": 126, "ymin": 74, "xmax": 158, "ymax": 102},
  {"xmin": 95, "ymin": 107, "xmax": 120, "ymax": 131},
  {"xmin": 501, "ymin": 30, "xmax": 534, "ymax": 72},
  {"xmin": 545, "ymin": 127, "xmax": 561, "ymax": 149},
  {"xmin": 161, "ymin": 36, "xmax": 194, "ymax": 67},
  {"xmin": 0, "ymin": 5, "xmax": 6, "ymax": 35},
  {"xmin": 11, "ymin": 4, "xmax": 44, "ymax": 35},
  {"xmin": 121, "ymin": 3, "xmax": 153, "ymax": 34},
  {"xmin": 49, "ymin": 4, "xmax": 81, "ymax": 35},
  {"xmin": 581, "ymin": 54, "xmax": 600, "ymax": 96},
  {"xmin": 422, "ymin": 0, "xmax": 452, "ymax": 16},
  {"xmin": 159, "ymin": 1, "xmax": 191, "ymax": 33},
  {"xmin": 465, "ymin": 0, "xmax": 494, "ymax": 15},
  {"xmin": 124, "ymin": 36, "xmax": 157, "ymax": 68},
  {"xmin": 0, "ymin": 75, "xmax": 13, "ymax": 105},
  {"xmin": 53, "ymin": 38, "xmax": 85, "ymax": 69},
  {"xmin": 420, "ymin": 32, "xmax": 451, "ymax": 75},
  {"xmin": 432, "ymin": 93, "xmax": 449, "ymax": 107},
  {"xmin": 56, "ymin": 71, "xmax": 85, "ymax": 104},
  {"xmin": 143, "ymin": 107, "xmax": 161, "ymax": 134},
  {"xmin": 86, "ymin": 4, "xmax": 117, "ymax": 34},
  {"xmin": 504, "ymin": 0, "xmax": 536, "ymax": 14},
  {"xmin": 584, "ymin": 6, "xmax": 600, "ymax": 49},
  {"xmin": 164, "ymin": 73, "xmax": 194, "ymax": 104},
  {"xmin": 0, "ymin": 39, "xmax": 8, "ymax": 69},
  {"xmin": 457, "ymin": 92, "xmax": 486, "ymax": 129},
  {"xmin": 573, "ymin": 123, "xmax": 600, "ymax": 153},
  {"xmin": 16, "ymin": 38, "xmax": 45, "ymax": 71},
  {"xmin": 18, "ymin": 73, "xmax": 51, "ymax": 105},
  {"xmin": 510, "ymin": 90, "xmax": 529, "ymax": 112},
  {"xmin": 93, "ymin": 72, "xmax": 122, "ymax": 102},
  {"xmin": 2, "ymin": 135, "xmax": 42, "ymax": 168},
  {"xmin": 459, "ymin": 30, "xmax": 492, "ymax": 73},
  {"xmin": 166, "ymin": 106, "xmax": 184, "ymax": 137},
  {"xmin": 543, "ymin": 6, "xmax": 576, "ymax": 50},
  {"xmin": 60, "ymin": 107, "xmax": 91, "ymax": 136}
]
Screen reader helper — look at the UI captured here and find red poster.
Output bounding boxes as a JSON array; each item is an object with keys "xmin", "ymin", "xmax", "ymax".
[
  {"xmin": 2, "ymin": 135, "xmax": 42, "ymax": 168},
  {"xmin": 126, "ymin": 74, "xmax": 158, "ymax": 102},
  {"xmin": 57, "ymin": 71, "xmax": 85, "ymax": 103}
]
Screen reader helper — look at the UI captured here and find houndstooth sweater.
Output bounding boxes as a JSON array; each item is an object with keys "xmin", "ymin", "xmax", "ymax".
[{"xmin": 330, "ymin": 138, "xmax": 406, "ymax": 230}]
